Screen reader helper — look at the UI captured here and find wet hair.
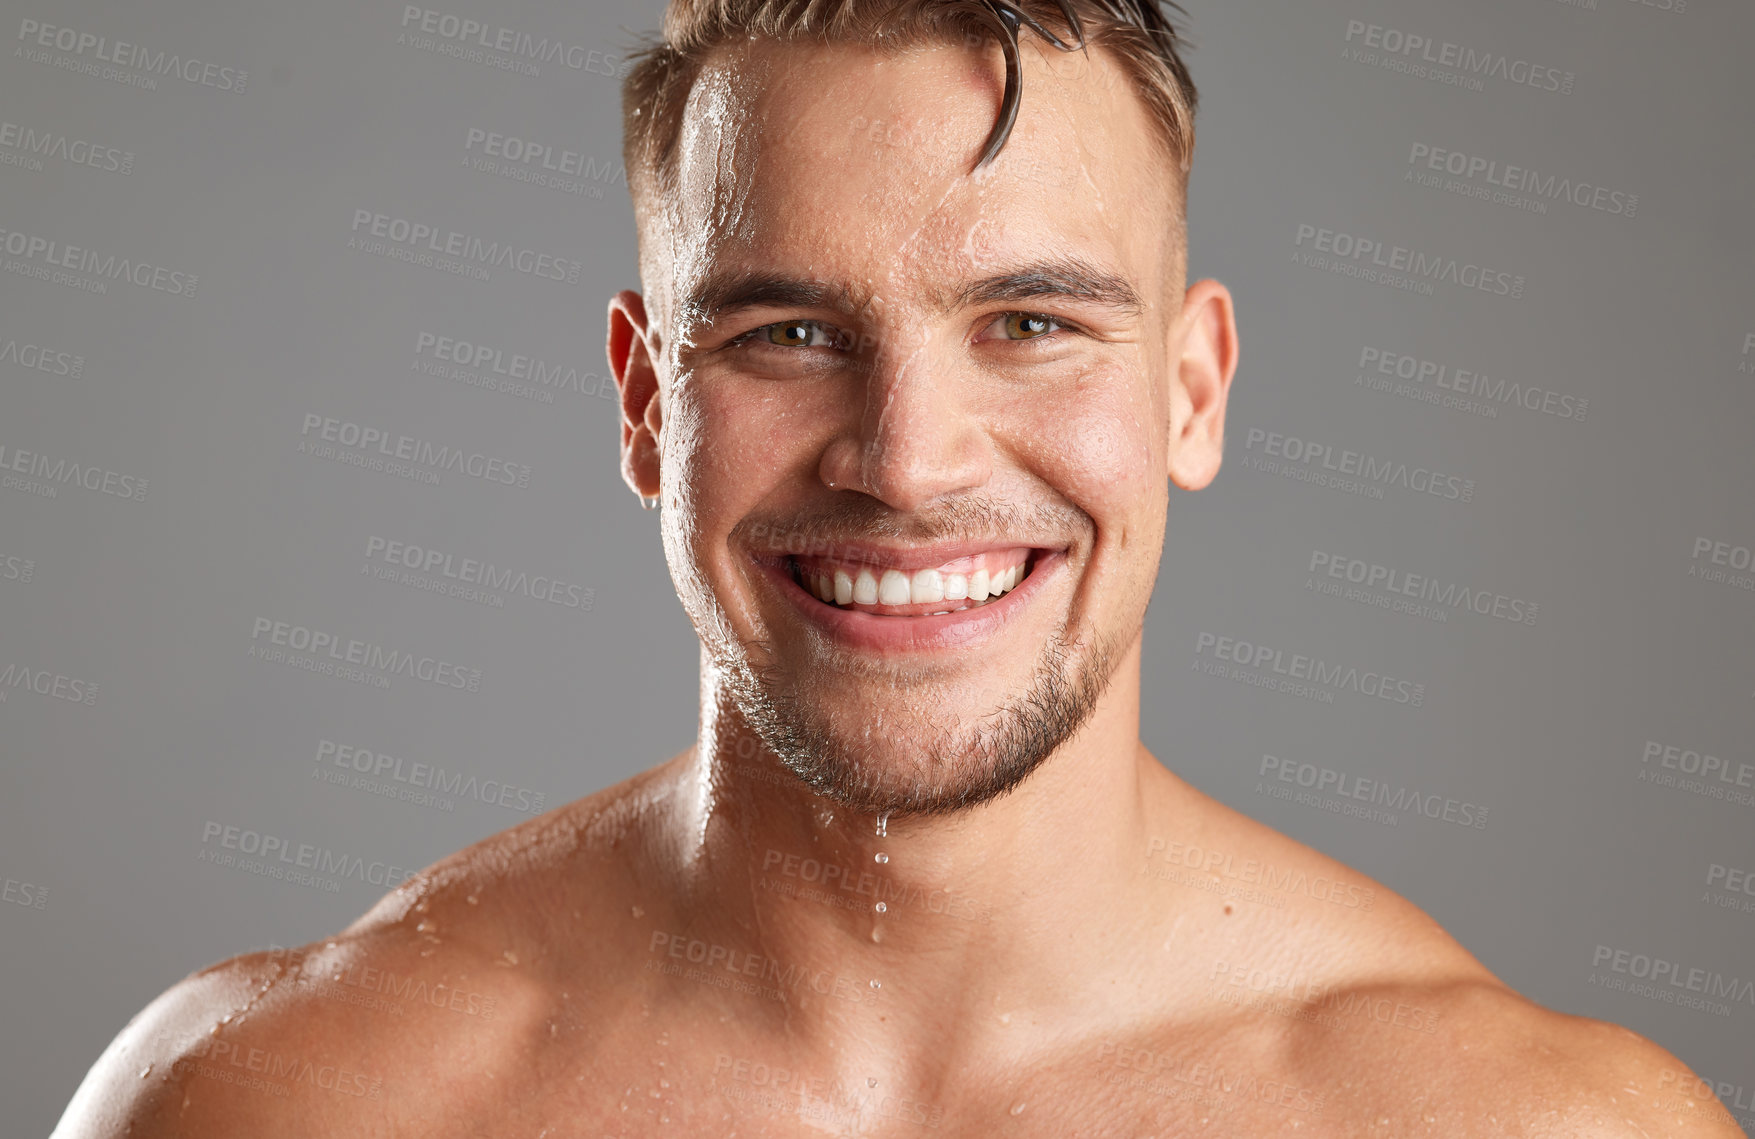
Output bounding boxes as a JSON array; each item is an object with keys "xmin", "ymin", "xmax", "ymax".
[{"xmin": 621, "ymin": 0, "xmax": 1199, "ymax": 214}]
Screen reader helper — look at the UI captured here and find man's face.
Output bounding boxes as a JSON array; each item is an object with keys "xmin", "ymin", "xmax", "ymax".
[{"xmin": 622, "ymin": 37, "xmax": 1229, "ymax": 814}]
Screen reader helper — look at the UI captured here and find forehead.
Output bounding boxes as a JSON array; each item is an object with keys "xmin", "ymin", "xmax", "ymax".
[{"xmin": 664, "ymin": 36, "xmax": 1178, "ymax": 316}]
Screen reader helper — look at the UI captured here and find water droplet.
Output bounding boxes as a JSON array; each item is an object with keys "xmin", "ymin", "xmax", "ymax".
[
  {"xmin": 874, "ymin": 852, "xmax": 888, "ymax": 864},
  {"xmin": 631, "ymin": 905, "xmax": 645, "ymax": 918},
  {"xmin": 1010, "ymin": 1100, "xmax": 1028, "ymax": 1116},
  {"xmin": 501, "ymin": 949, "xmax": 519, "ymax": 966},
  {"xmin": 874, "ymin": 902, "xmax": 887, "ymax": 913},
  {"xmin": 139, "ymin": 1066, "xmax": 152, "ymax": 1079},
  {"xmin": 875, "ymin": 812, "xmax": 889, "ymax": 837},
  {"xmin": 416, "ymin": 920, "xmax": 437, "ymax": 934},
  {"xmin": 465, "ymin": 894, "xmax": 479, "ymax": 905},
  {"xmin": 867, "ymin": 1077, "xmax": 878, "ymax": 1088},
  {"xmin": 869, "ymin": 979, "xmax": 881, "ymax": 990}
]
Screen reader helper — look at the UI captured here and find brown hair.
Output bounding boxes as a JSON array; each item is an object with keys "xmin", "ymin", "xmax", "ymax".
[{"xmin": 620, "ymin": 0, "xmax": 1198, "ymax": 217}]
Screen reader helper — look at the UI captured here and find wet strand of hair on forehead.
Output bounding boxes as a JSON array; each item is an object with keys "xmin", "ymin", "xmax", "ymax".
[{"xmin": 942, "ymin": 0, "xmax": 1188, "ymax": 169}]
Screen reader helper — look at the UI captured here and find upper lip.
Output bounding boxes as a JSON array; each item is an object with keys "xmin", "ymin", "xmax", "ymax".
[{"xmin": 750, "ymin": 538, "xmax": 1062, "ymax": 574}]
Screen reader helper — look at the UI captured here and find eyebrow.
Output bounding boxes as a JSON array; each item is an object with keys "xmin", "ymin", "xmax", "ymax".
[
  {"xmin": 684, "ymin": 257, "xmax": 1145, "ymax": 325},
  {"xmin": 950, "ymin": 258, "xmax": 1145, "ymax": 316}
]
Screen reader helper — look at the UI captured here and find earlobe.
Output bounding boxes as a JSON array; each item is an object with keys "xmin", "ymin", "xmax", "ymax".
[
  {"xmin": 1165, "ymin": 279, "xmax": 1239, "ymax": 492},
  {"xmin": 607, "ymin": 290, "xmax": 663, "ymax": 497}
]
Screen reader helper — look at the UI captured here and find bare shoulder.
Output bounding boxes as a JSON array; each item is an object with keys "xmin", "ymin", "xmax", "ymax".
[
  {"xmin": 1288, "ymin": 979, "xmax": 1746, "ymax": 1137},
  {"xmin": 1155, "ymin": 781, "xmax": 1741, "ymax": 1136},
  {"xmin": 52, "ymin": 759, "xmax": 689, "ymax": 1138}
]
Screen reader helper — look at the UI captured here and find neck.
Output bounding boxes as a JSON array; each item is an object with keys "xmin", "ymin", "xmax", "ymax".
[{"xmin": 660, "ymin": 637, "xmax": 1187, "ymax": 1050}]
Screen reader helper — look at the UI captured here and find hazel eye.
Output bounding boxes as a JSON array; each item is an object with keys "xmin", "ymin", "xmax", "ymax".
[
  {"xmin": 999, "ymin": 313, "xmax": 1058, "ymax": 340},
  {"xmin": 767, "ymin": 322, "xmax": 816, "ymax": 347}
]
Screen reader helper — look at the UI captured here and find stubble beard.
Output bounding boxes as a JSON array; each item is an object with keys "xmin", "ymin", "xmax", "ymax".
[{"xmin": 718, "ymin": 616, "xmax": 1124, "ymax": 818}]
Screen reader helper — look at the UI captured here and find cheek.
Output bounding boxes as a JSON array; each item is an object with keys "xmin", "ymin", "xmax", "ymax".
[
  {"xmin": 661, "ymin": 377, "xmax": 824, "ymax": 538},
  {"xmin": 1013, "ymin": 371, "xmax": 1161, "ymax": 517}
]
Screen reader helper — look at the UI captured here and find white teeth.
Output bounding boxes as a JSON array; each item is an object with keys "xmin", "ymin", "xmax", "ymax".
[
  {"xmin": 853, "ymin": 569, "xmax": 879, "ymax": 605},
  {"xmin": 877, "ymin": 569, "xmax": 911, "ymax": 606},
  {"xmin": 802, "ymin": 558, "xmax": 1031, "ymax": 609}
]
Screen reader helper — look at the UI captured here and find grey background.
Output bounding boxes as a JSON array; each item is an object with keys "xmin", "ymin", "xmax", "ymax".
[{"xmin": 2, "ymin": 0, "xmax": 1752, "ymax": 1133}]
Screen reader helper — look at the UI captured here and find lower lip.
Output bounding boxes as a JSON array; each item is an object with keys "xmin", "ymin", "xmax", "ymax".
[{"xmin": 761, "ymin": 551, "xmax": 1065, "ymax": 654}]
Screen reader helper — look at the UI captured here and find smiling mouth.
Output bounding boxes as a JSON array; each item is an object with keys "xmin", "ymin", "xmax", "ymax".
[{"xmin": 786, "ymin": 548, "xmax": 1038, "ymax": 617}]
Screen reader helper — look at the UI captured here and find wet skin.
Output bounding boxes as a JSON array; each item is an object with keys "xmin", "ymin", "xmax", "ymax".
[{"xmin": 56, "ymin": 35, "xmax": 1740, "ymax": 1139}]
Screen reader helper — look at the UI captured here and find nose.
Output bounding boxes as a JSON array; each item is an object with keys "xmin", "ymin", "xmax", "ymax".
[{"xmin": 817, "ymin": 344, "xmax": 993, "ymax": 511}]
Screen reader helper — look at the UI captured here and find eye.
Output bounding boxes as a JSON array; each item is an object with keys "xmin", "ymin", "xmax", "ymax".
[
  {"xmin": 751, "ymin": 320, "xmax": 842, "ymax": 348},
  {"xmin": 994, "ymin": 313, "xmax": 1061, "ymax": 340}
]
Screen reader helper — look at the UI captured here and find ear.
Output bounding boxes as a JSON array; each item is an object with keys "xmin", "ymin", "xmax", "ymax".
[
  {"xmin": 607, "ymin": 289, "xmax": 662, "ymax": 498},
  {"xmin": 1165, "ymin": 278, "xmax": 1239, "ymax": 492}
]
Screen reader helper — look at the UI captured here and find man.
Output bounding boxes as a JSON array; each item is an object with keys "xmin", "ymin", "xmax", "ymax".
[{"xmin": 55, "ymin": 1, "xmax": 1740, "ymax": 1135}]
